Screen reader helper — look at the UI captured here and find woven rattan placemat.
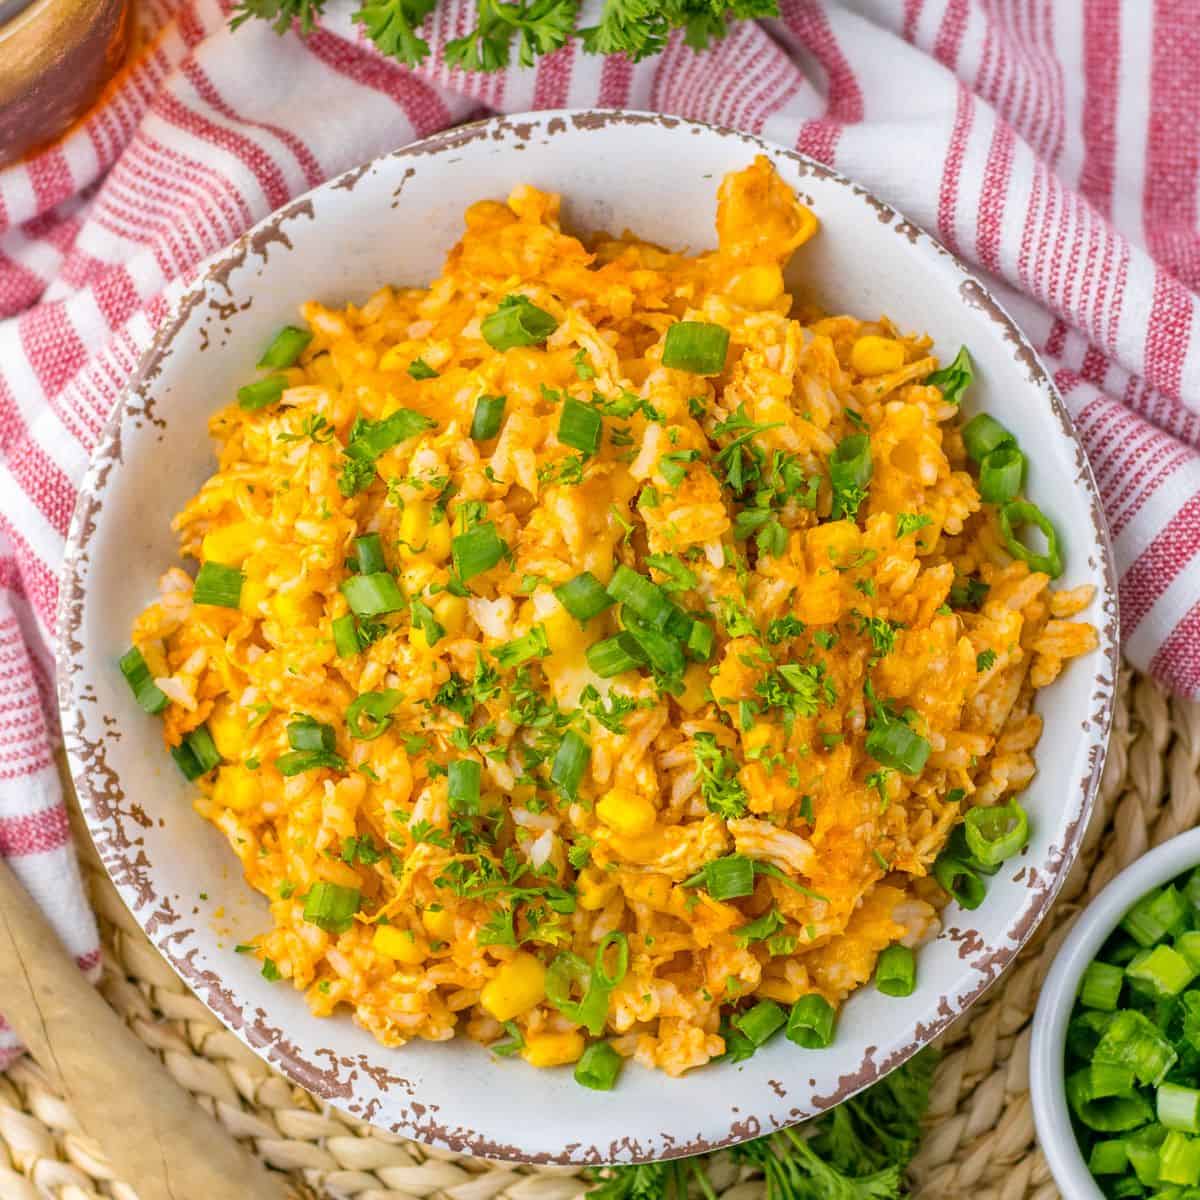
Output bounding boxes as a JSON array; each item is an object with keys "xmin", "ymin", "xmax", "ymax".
[{"xmin": 0, "ymin": 664, "xmax": 1193, "ymax": 1200}]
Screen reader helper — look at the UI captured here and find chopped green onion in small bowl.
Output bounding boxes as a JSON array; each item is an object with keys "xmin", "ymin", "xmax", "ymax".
[{"xmin": 1033, "ymin": 830, "xmax": 1200, "ymax": 1200}]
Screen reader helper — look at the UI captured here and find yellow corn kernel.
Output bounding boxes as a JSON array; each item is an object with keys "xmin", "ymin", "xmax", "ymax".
[
  {"xmin": 677, "ymin": 663, "xmax": 711, "ymax": 713},
  {"xmin": 208, "ymin": 701, "xmax": 247, "ymax": 758},
  {"xmin": 577, "ymin": 866, "xmax": 619, "ymax": 911},
  {"xmin": 742, "ymin": 724, "xmax": 773, "ymax": 758},
  {"xmin": 212, "ymin": 764, "xmax": 261, "ymax": 812},
  {"xmin": 543, "ymin": 606, "xmax": 589, "ymax": 657},
  {"xmin": 421, "ymin": 906, "xmax": 454, "ymax": 940},
  {"xmin": 432, "ymin": 592, "xmax": 467, "ymax": 636},
  {"xmin": 372, "ymin": 925, "xmax": 426, "ymax": 964},
  {"xmin": 378, "ymin": 344, "xmax": 410, "ymax": 373},
  {"xmin": 425, "ymin": 518, "xmax": 451, "ymax": 563},
  {"xmin": 625, "ymin": 873, "xmax": 672, "ymax": 909},
  {"xmin": 202, "ymin": 521, "xmax": 257, "ymax": 565},
  {"xmin": 399, "ymin": 502, "xmax": 430, "ymax": 555},
  {"xmin": 596, "ymin": 788, "xmax": 657, "ymax": 837},
  {"xmin": 272, "ymin": 587, "xmax": 320, "ymax": 628},
  {"xmin": 480, "ymin": 952, "xmax": 546, "ymax": 1022},
  {"xmin": 521, "ymin": 1030, "xmax": 585, "ymax": 1068},
  {"xmin": 240, "ymin": 578, "xmax": 269, "ymax": 618},
  {"xmin": 730, "ymin": 263, "xmax": 784, "ymax": 308},
  {"xmin": 851, "ymin": 335, "xmax": 905, "ymax": 377}
]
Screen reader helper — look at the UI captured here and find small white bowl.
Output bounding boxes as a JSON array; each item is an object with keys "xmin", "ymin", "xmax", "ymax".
[{"xmin": 1031, "ymin": 829, "xmax": 1200, "ymax": 1198}]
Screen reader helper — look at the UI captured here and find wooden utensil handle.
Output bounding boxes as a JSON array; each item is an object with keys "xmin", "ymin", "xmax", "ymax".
[{"xmin": 0, "ymin": 856, "xmax": 294, "ymax": 1200}]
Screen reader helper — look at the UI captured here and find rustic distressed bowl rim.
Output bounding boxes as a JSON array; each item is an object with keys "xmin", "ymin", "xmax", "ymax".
[{"xmin": 57, "ymin": 108, "xmax": 1119, "ymax": 1163}]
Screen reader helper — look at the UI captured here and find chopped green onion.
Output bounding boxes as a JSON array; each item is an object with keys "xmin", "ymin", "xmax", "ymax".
[
  {"xmin": 962, "ymin": 413, "xmax": 1015, "ymax": 462},
  {"xmin": 452, "ymin": 521, "xmax": 507, "ymax": 582},
  {"xmin": 574, "ymin": 1042, "xmax": 622, "ymax": 1091},
  {"xmin": 1088, "ymin": 1140, "xmax": 1130, "ymax": 1175},
  {"xmin": 607, "ymin": 565, "xmax": 671, "ymax": 627},
  {"xmin": 332, "ymin": 614, "xmax": 362, "ymax": 657},
  {"xmin": 447, "ymin": 759, "xmax": 481, "ymax": 813},
  {"xmin": 237, "ymin": 375, "xmax": 287, "ymax": 411},
  {"xmin": 1160, "ymin": 1129, "xmax": 1200, "ymax": 1186},
  {"xmin": 546, "ymin": 952, "xmax": 594, "ymax": 1027},
  {"xmin": 1067, "ymin": 1064, "xmax": 1152, "ymax": 1131},
  {"xmin": 925, "ymin": 346, "xmax": 974, "ymax": 404},
  {"xmin": 999, "ymin": 500, "xmax": 1063, "ymax": 579},
  {"xmin": 875, "ymin": 944, "xmax": 916, "ymax": 997},
  {"xmin": 119, "ymin": 647, "xmax": 168, "ymax": 714},
  {"xmin": 554, "ymin": 572, "xmax": 614, "ymax": 623},
  {"xmin": 302, "ymin": 882, "xmax": 360, "ymax": 934},
  {"xmin": 828, "ymin": 434, "xmax": 873, "ymax": 520},
  {"xmin": 341, "ymin": 571, "xmax": 405, "ymax": 616},
  {"xmin": 557, "ymin": 398, "xmax": 602, "ymax": 456},
  {"xmin": 1123, "ymin": 886, "xmax": 1190, "ymax": 948},
  {"xmin": 470, "ymin": 394, "xmax": 507, "ymax": 441},
  {"xmin": 686, "ymin": 621, "xmax": 714, "ymax": 662},
  {"xmin": 1126, "ymin": 945, "xmax": 1197, "ymax": 996},
  {"xmin": 346, "ymin": 690, "xmax": 401, "ymax": 740},
  {"xmin": 408, "ymin": 358, "xmax": 438, "ymax": 380},
  {"xmin": 661, "ymin": 321, "xmax": 730, "ymax": 375},
  {"xmin": 257, "ymin": 325, "xmax": 312, "ymax": 369},
  {"xmin": 1127, "ymin": 1128, "xmax": 1167, "ymax": 1186},
  {"xmin": 1185, "ymin": 868, "xmax": 1200, "ymax": 914},
  {"xmin": 481, "ymin": 294, "xmax": 558, "ymax": 350},
  {"xmin": 866, "ymin": 718, "xmax": 930, "ymax": 775},
  {"xmin": 193, "ymin": 562, "xmax": 244, "ymax": 608},
  {"xmin": 733, "ymin": 1000, "xmax": 786, "ymax": 1047},
  {"xmin": 963, "ymin": 799, "xmax": 1029, "ymax": 867},
  {"xmin": 171, "ymin": 725, "xmax": 221, "ymax": 780},
  {"xmin": 287, "ymin": 717, "xmax": 336, "ymax": 752},
  {"xmin": 586, "ymin": 632, "xmax": 646, "ymax": 677},
  {"xmin": 1068, "ymin": 1010, "xmax": 1114, "ymax": 1061},
  {"xmin": 353, "ymin": 533, "xmax": 387, "ymax": 575},
  {"xmin": 1094, "ymin": 1010, "xmax": 1179, "ymax": 1087},
  {"xmin": 593, "ymin": 931, "xmax": 629, "ymax": 990},
  {"xmin": 550, "ymin": 730, "xmax": 590, "ymax": 800},
  {"xmin": 933, "ymin": 853, "xmax": 986, "ymax": 910},
  {"xmin": 1176, "ymin": 931, "xmax": 1200, "ymax": 971},
  {"xmin": 274, "ymin": 749, "xmax": 345, "ymax": 776},
  {"xmin": 493, "ymin": 625, "xmax": 549, "ymax": 669},
  {"xmin": 979, "ymin": 445, "xmax": 1025, "ymax": 504},
  {"xmin": 689, "ymin": 855, "xmax": 755, "ymax": 901},
  {"xmin": 1080, "ymin": 961, "xmax": 1125, "ymax": 1012},
  {"xmin": 621, "ymin": 610, "xmax": 686, "ymax": 683},
  {"xmin": 1160, "ymin": 1084, "xmax": 1200, "ymax": 1133},
  {"xmin": 786, "ymin": 994, "xmax": 836, "ymax": 1049}
]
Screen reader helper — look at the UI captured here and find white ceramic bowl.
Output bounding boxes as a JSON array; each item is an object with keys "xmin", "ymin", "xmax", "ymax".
[
  {"xmin": 1031, "ymin": 830, "xmax": 1200, "ymax": 1198},
  {"xmin": 57, "ymin": 110, "xmax": 1119, "ymax": 1163}
]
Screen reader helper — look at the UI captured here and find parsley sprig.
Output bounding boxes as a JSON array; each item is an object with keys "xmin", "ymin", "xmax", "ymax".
[{"xmin": 232, "ymin": 0, "xmax": 780, "ymax": 71}]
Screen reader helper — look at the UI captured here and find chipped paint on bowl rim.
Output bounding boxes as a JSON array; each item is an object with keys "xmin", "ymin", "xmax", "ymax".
[{"xmin": 56, "ymin": 109, "xmax": 1119, "ymax": 1164}]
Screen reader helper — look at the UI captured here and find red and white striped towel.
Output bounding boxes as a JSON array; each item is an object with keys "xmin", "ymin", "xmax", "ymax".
[{"xmin": 2, "ymin": 0, "xmax": 1198, "ymax": 1067}]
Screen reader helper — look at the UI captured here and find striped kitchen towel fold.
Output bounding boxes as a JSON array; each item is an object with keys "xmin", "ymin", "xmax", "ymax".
[{"xmin": 1, "ymin": 0, "xmax": 1198, "ymax": 1065}]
